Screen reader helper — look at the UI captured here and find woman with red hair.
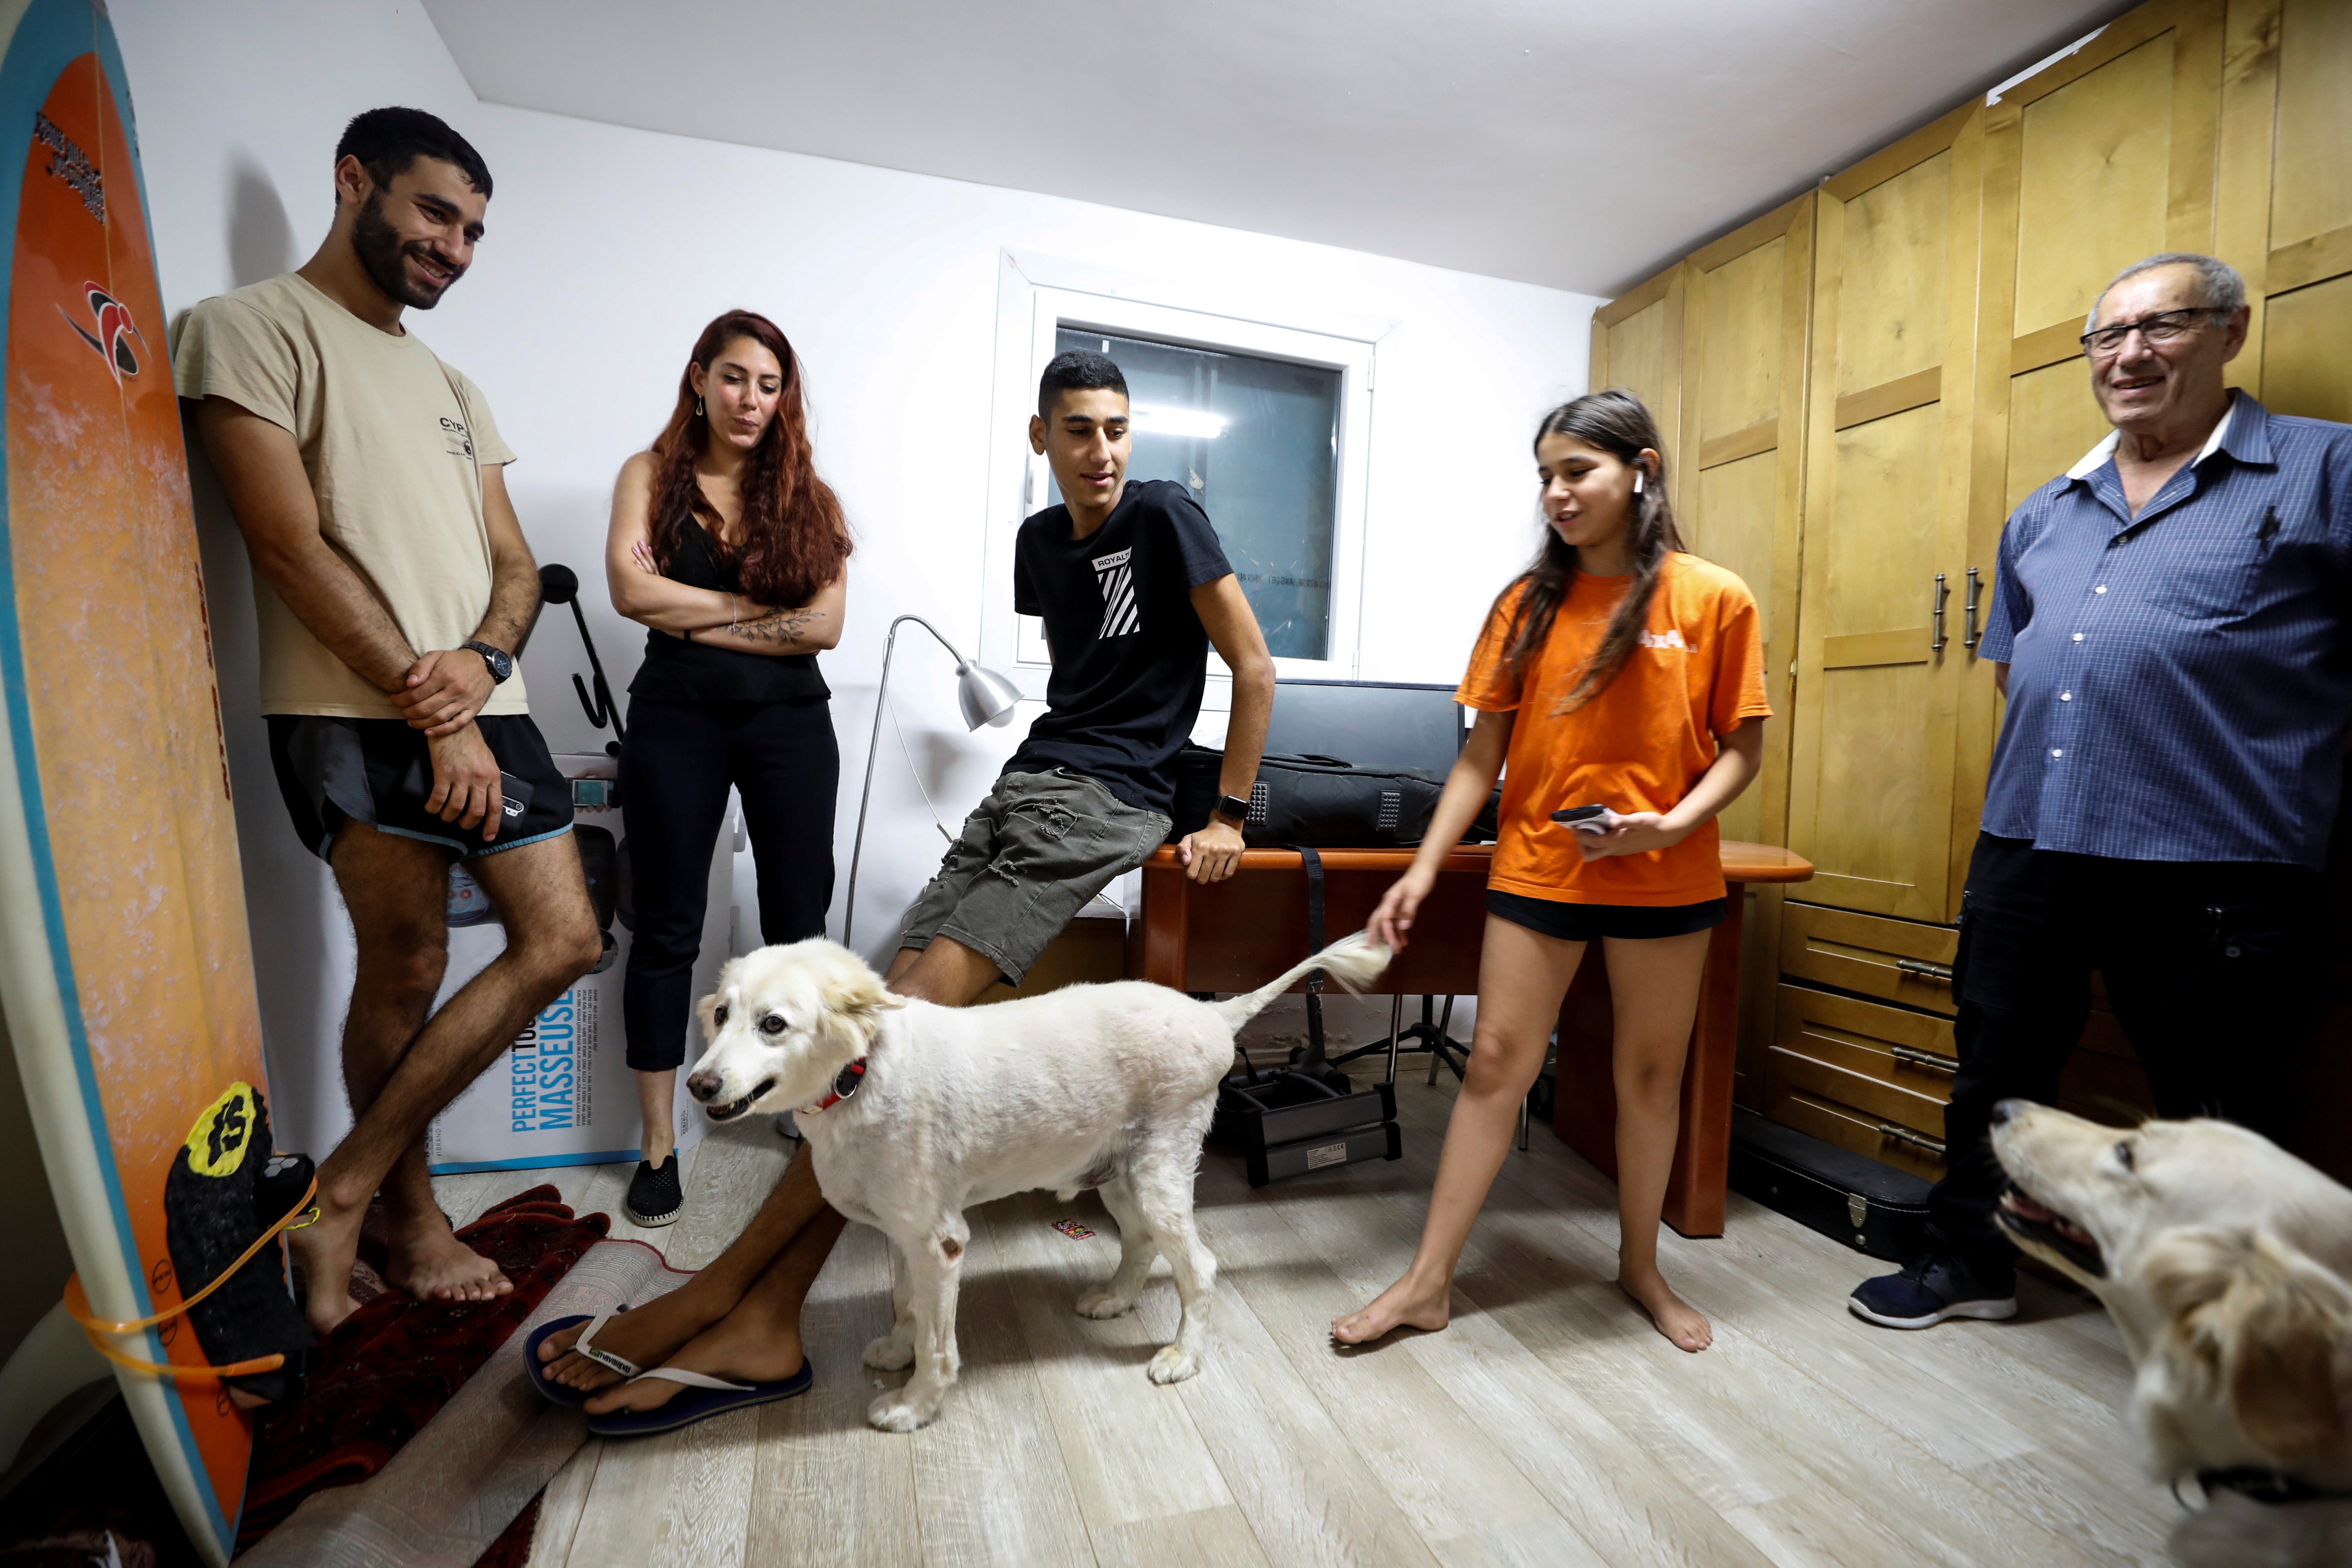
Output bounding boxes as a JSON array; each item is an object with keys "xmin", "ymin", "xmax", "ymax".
[{"xmin": 603, "ymin": 310, "xmax": 851, "ymax": 1228}]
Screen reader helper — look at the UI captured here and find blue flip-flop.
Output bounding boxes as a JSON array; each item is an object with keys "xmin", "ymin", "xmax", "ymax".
[
  {"xmin": 583, "ymin": 1358, "xmax": 815, "ymax": 1438},
  {"xmin": 524, "ymin": 1308, "xmax": 644, "ymax": 1406}
]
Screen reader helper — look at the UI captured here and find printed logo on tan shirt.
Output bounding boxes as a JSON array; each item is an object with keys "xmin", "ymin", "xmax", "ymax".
[{"xmin": 440, "ymin": 416, "xmax": 475, "ymax": 461}]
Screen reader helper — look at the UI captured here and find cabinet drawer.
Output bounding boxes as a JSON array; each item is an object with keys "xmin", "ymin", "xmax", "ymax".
[
  {"xmin": 1770, "ymin": 983, "xmax": 2158, "ymax": 1172},
  {"xmin": 1772, "ymin": 986, "xmax": 1954, "ymax": 1160},
  {"xmin": 1767, "ymin": 1045, "xmax": 1950, "ymax": 1140},
  {"xmin": 1780, "ymin": 903, "xmax": 1959, "ymax": 1016},
  {"xmin": 1766, "ymin": 1085, "xmax": 1947, "ymax": 1184}
]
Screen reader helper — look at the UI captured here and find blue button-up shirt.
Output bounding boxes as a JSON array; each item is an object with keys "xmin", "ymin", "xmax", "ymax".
[{"xmin": 1980, "ymin": 394, "xmax": 2352, "ymax": 868}]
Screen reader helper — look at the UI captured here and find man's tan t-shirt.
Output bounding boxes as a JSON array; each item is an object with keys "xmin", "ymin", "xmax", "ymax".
[{"xmin": 170, "ymin": 272, "xmax": 526, "ymax": 718}]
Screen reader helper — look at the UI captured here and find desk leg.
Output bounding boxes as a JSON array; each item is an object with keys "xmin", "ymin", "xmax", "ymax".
[
  {"xmin": 1139, "ymin": 862, "xmax": 1189, "ymax": 989},
  {"xmin": 1662, "ymin": 891, "xmax": 1743, "ymax": 1238},
  {"xmin": 1551, "ymin": 892, "xmax": 1743, "ymax": 1239}
]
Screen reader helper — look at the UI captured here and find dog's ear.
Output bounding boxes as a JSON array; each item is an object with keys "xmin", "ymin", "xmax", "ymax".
[
  {"xmin": 696, "ymin": 961, "xmax": 737, "ymax": 1042},
  {"xmin": 2145, "ymin": 1227, "xmax": 2349, "ymax": 1466},
  {"xmin": 2228, "ymin": 1233, "xmax": 2349, "ymax": 1465},
  {"xmin": 818, "ymin": 955, "xmax": 906, "ymax": 1054}
]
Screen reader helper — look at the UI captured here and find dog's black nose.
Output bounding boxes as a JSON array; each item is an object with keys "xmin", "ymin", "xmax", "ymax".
[
  {"xmin": 687, "ymin": 1070, "xmax": 722, "ymax": 1103},
  {"xmin": 1990, "ymin": 1098, "xmax": 2023, "ymax": 1127}
]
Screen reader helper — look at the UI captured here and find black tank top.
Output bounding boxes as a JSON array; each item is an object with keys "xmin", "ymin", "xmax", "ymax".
[{"xmin": 627, "ymin": 514, "xmax": 830, "ymax": 704}]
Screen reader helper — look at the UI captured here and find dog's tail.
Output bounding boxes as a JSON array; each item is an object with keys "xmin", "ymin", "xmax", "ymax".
[{"xmin": 1212, "ymin": 931, "xmax": 1394, "ymax": 1030}]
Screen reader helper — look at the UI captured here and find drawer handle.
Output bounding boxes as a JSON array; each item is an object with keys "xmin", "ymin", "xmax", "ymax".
[
  {"xmin": 1877, "ymin": 1123, "xmax": 1947, "ymax": 1157},
  {"xmin": 1895, "ymin": 958, "xmax": 1955, "ymax": 982},
  {"xmin": 1891, "ymin": 1045, "xmax": 1955, "ymax": 1073}
]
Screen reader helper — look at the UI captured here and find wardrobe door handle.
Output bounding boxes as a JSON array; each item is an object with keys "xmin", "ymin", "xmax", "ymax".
[
  {"xmin": 1891, "ymin": 1045, "xmax": 1955, "ymax": 1073},
  {"xmin": 1895, "ymin": 957, "xmax": 1954, "ymax": 982},
  {"xmin": 1930, "ymin": 573, "xmax": 1950, "ymax": 653},
  {"xmin": 1962, "ymin": 567, "xmax": 1982, "ymax": 650},
  {"xmin": 1878, "ymin": 1122, "xmax": 1947, "ymax": 1156}
]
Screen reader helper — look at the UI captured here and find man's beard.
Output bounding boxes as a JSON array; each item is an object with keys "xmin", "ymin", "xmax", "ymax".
[{"xmin": 352, "ymin": 191, "xmax": 459, "ymax": 309}]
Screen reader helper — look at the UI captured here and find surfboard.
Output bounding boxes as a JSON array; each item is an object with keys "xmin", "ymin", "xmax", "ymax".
[{"xmin": 0, "ymin": 2, "xmax": 270, "ymax": 1561}]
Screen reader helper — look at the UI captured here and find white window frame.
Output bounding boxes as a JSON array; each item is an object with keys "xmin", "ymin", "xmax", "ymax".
[{"xmin": 979, "ymin": 255, "xmax": 1383, "ymax": 707}]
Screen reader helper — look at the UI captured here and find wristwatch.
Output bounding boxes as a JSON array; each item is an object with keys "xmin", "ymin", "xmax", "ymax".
[
  {"xmin": 1211, "ymin": 792, "xmax": 1252, "ymax": 828},
  {"xmin": 461, "ymin": 639, "xmax": 514, "ymax": 684}
]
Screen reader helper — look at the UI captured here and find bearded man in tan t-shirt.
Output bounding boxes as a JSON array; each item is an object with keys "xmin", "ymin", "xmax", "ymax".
[{"xmin": 174, "ymin": 108, "xmax": 601, "ymax": 1337}]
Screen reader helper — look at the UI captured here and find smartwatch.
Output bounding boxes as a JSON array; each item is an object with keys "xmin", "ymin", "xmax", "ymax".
[
  {"xmin": 461, "ymin": 640, "xmax": 514, "ymax": 684},
  {"xmin": 1211, "ymin": 792, "xmax": 1251, "ymax": 827}
]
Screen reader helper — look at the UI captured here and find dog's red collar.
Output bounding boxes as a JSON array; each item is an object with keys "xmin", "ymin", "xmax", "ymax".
[{"xmin": 803, "ymin": 1058, "xmax": 867, "ymax": 1114}]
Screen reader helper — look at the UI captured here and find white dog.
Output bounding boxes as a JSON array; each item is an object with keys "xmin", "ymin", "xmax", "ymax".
[
  {"xmin": 684, "ymin": 930, "xmax": 1391, "ymax": 1432},
  {"xmin": 1990, "ymin": 1101, "xmax": 2352, "ymax": 1567}
]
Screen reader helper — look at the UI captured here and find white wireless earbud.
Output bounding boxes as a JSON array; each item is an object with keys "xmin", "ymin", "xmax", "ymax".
[{"xmin": 1633, "ymin": 470, "xmax": 1646, "ymax": 496}]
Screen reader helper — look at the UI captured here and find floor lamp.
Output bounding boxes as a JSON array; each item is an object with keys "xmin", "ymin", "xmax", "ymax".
[{"xmin": 841, "ymin": 615, "xmax": 1021, "ymax": 949}]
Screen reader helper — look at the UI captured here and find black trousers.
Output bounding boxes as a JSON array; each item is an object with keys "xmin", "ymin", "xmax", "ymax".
[
  {"xmin": 619, "ymin": 697, "xmax": 839, "ymax": 1072},
  {"xmin": 1927, "ymin": 833, "xmax": 2327, "ymax": 1264}
]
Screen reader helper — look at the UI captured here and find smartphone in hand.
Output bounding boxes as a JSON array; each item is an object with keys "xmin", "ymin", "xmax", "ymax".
[
  {"xmin": 1548, "ymin": 803, "xmax": 1619, "ymax": 837},
  {"xmin": 398, "ymin": 757, "xmax": 534, "ymax": 835}
]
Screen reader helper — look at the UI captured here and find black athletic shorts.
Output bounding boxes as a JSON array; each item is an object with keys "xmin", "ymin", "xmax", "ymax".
[
  {"xmin": 1486, "ymin": 889, "xmax": 1727, "ymax": 942},
  {"xmin": 266, "ymin": 713, "xmax": 574, "ymax": 862}
]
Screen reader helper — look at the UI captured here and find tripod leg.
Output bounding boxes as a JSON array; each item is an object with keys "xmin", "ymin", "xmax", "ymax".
[
  {"xmin": 1386, "ymin": 993, "xmax": 1403, "ymax": 1084},
  {"xmin": 1517, "ymin": 1095, "xmax": 1530, "ymax": 1152},
  {"xmin": 1426, "ymin": 995, "xmax": 1446, "ymax": 1085}
]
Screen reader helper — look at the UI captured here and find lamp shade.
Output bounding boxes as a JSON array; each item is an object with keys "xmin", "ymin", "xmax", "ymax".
[{"xmin": 955, "ymin": 660, "xmax": 1022, "ymax": 729}]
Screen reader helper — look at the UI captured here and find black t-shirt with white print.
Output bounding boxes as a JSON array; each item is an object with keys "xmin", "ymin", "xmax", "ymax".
[{"xmin": 1005, "ymin": 478, "xmax": 1234, "ymax": 815}]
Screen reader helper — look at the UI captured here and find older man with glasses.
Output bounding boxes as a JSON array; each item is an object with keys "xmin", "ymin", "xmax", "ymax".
[{"xmin": 1849, "ymin": 252, "xmax": 2352, "ymax": 1331}]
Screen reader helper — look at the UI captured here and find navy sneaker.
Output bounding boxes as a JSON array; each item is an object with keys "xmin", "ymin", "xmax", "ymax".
[
  {"xmin": 624, "ymin": 1155, "xmax": 683, "ymax": 1228},
  {"xmin": 1848, "ymin": 1251, "xmax": 2016, "ymax": 1329}
]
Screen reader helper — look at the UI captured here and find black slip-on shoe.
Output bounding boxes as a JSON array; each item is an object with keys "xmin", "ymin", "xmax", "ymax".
[{"xmin": 624, "ymin": 1155, "xmax": 683, "ymax": 1227}]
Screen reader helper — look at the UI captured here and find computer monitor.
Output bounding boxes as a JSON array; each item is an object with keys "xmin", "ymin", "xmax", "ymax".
[{"xmin": 1263, "ymin": 680, "xmax": 1464, "ymax": 777}]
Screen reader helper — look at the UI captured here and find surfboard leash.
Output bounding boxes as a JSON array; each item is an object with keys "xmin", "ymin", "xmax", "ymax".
[{"xmin": 61, "ymin": 1176, "xmax": 320, "ymax": 1380}]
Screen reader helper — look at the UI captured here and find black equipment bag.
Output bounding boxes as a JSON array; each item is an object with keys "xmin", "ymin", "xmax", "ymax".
[
  {"xmin": 1209, "ymin": 845, "xmax": 1401, "ymax": 1185},
  {"xmin": 1727, "ymin": 1106, "xmax": 1931, "ymax": 1262},
  {"xmin": 1167, "ymin": 743, "xmax": 1443, "ymax": 847}
]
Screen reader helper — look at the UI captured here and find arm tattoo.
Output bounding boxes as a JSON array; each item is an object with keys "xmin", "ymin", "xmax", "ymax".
[{"xmin": 725, "ymin": 605, "xmax": 820, "ymax": 645}]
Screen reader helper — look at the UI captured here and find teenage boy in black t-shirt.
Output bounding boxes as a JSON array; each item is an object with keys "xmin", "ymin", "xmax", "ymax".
[
  {"xmin": 532, "ymin": 350, "xmax": 1274, "ymax": 1429},
  {"xmin": 886, "ymin": 349, "xmax": 1276, "ymax": 1000}
]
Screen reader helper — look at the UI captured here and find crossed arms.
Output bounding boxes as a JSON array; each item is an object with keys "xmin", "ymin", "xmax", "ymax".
[{"xmin": 603, "ymin": 450, "xmax": 844, "ymax": 656}]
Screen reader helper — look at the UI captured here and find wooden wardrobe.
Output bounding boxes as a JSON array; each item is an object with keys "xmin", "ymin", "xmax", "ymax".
[{"xmin": 1589, "ymin": 0, "xmax": 2352, "ymax": 1183}]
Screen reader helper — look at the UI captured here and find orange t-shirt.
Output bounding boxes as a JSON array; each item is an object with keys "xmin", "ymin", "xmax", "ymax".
[{"xmin": 1457, "ymin": 553, "xmax": 1771, "ymax": 906}]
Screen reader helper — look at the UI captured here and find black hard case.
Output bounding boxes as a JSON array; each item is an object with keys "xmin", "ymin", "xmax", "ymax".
[{"xmin": 1727, "ymin": 1107, "xmax": 1932, "ymax": 1262}]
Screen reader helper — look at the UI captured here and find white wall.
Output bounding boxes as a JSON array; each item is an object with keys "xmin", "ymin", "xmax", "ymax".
[{"xmin": 115, "ymin": 0, "xmax": 1597, "ymax": 1150}]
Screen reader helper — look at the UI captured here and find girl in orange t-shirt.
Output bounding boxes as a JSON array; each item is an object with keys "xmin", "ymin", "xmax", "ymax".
[{"xmin": 1333, "ymin": 390, "xmax": 1770, "ymax": 1354}]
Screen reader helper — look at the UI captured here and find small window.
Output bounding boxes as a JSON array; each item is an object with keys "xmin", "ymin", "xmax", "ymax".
[
  {"xmin": 1048, "ymin": 329, "xmax": 1342, "ymax": 661},
  {"xmin": 982, "ymin": 278, "xmax": 1377, "ymax": 701}
]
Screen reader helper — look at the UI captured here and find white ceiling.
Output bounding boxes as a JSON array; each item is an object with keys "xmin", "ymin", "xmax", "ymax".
[{"xmin": 422, "ymin": 0, "xmax": 2124, "ymax": 298}]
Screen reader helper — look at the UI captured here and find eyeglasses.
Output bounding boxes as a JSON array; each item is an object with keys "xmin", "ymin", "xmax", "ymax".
[{"xmin": 2079, "ymin": 307, "xmax": 2228, "ymax": 356}]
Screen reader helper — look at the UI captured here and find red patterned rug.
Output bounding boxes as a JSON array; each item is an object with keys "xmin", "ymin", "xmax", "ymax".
[{"xmin": 235, "ymin": 1186, "xmax": 607, "ymax": 1559}]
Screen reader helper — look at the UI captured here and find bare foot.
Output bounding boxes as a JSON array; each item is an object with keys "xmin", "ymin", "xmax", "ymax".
[
  {"xmin": 1619, "ymin": 1267, "xmax": 1711, "ymax": 1352},
  {"xmin": 538, "ymin": 1283, "xmax": 719, "ymax": 1394},
  {"xmin": 1330, "ymin": 1273, "xmax": 1451, "ymax": 1346},
  {"xmin": 285, "ymin": 1193, "xmax": 364, "ymax": 1338},
  {"xmin": 581, "ymin": 1303, "xmax": 806, "ymax": 1416},
  {"xmin": 385, "ymin": 1214, "xmax": 511, "ymax": 1304}
]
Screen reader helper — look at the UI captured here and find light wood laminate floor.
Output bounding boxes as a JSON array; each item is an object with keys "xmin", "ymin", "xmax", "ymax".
[{"xmin": 432, "ymin": 1075, "xmax": 2178, "ymax": 1568}]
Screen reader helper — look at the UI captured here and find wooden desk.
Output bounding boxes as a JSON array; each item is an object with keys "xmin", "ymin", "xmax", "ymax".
[{"xmin": 1136, "ymin": 840, "xmax": 1814, "ymax": 1236}]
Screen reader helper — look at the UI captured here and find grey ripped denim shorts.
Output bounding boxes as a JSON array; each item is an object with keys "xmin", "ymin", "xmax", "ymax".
[{"xmin": 897, "ymin": 768, "xmax": 1170, "ymax": 985}]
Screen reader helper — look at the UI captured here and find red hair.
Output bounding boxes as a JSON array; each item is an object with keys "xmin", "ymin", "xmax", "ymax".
[{"xmin": 647, "ymin": 310, "xmax": 850, "ymax": 607}]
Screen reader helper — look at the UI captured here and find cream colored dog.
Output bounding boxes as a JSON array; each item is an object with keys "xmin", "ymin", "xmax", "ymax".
[
  {"xmin": 1990, "ymin": 1101, "xmax": 2352, "ymax": 1567},
  {"xmin": 684, "ymin": 931, "xmax": 1391, "ymax": 1432}
]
